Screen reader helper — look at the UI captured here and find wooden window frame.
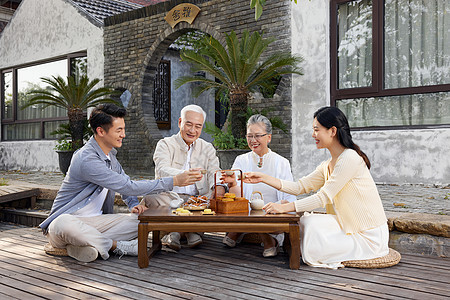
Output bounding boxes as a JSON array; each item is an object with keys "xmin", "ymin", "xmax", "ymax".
[
  {"xmin": 330, "ymin": 0, "xmax": 450, "ymax": 130},
  {"xmin": 1, "ymin": 52, "xmax": 87, "ymax": 140}
]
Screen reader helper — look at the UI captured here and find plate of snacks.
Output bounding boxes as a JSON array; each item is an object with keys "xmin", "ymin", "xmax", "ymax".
[{"xmin": 183, "ymin": 195, "xmax": 209, "ymax": 210}]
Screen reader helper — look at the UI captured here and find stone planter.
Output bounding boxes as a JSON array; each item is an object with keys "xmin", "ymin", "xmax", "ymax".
[
  {"xmin": 216, "ymin": 149, "xmax": 249, "ymax": 170},
  {"xmin": 56, "ymin": 150, "xmax": 74, "ymax": 175}
]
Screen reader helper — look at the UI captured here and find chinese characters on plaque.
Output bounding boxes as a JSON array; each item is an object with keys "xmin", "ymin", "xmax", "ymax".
[{"xmin": 165, "ymin": 3, "xmax": 201, "ymax": 28}]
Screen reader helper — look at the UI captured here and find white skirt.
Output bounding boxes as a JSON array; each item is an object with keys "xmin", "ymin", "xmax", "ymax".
[{"xmin": 300, "ymin": 212, "xmax": 389, "ymax": 269}]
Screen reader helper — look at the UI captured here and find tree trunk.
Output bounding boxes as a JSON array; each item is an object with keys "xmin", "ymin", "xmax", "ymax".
[
  {"xmin": 229, "ymin": 91, "xmax": 248, "ymax": 140},
  {"xmin": 68, "ymin": 108, "xmax": 85, "ymax": 150}
]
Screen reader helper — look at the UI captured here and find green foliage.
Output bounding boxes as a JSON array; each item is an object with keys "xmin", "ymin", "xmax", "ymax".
[
  {"xmin": 0, "ymin": 178, "xmax": 8, "ymax": 186},
  {"xmin": 50, "ymin": 121, "xmax": 92, "ymax": 141},
  {"xmin": 204, "ymin": 107, "xmax": 288, "ymax": 150},
  {"xmin": 175, "ymin": 29, "xmax": 303, "ymax": 140},
  {"xmin": 23, "ymin": 75, "xmax": 120, "ymax": 150},
  {"xmin": 250, "ymin": 0, "xmax": 300, "ymax": 20},
  {"xmin": 51, "ymin": 121, "xmax": 93, "ymax": 151},
  {"xmin": 53, "ymin": 139, "xmax": 74, "ymax": 151},
  {"xmin": 24, "ymin": 75, "xmax": 119, "ymax": 112},
  {"xmin": 204, "ymin": 122, "xmax": 247, "ymax": 150},
  {"xmin": 245, "ymin": 107, "xmax": 288, "ymax": 134},
  {"xmin": 171, "ymin": 30, "xmax": 209, "ymax": 52}
]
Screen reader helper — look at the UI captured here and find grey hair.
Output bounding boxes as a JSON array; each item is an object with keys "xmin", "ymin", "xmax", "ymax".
[
  {"xmin": 180, "ymin": 104, "xmax": 206, "ymax": 123},
  {"xmin": 247, "ymin": 114, "xmax": 272, "ymax": 134}
]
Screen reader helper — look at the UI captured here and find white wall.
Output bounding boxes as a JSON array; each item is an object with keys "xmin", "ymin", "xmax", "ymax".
[
  {"xmin": 290, "ymin": 0, "xmax": 330, "ymax": 179},
  {"xmin": 290, "ymin": 0, "xmax": 450, "ymax": 185},
  {"xmin": 0, "ymin": 0, "xmax": 104, "ymax": 171},
  {"xmin": 0, "ymin": 141, "xmax": 59, "ymax": 171}
]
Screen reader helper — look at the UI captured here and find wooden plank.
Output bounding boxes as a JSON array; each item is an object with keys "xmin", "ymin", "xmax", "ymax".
[
  {"xmin": 182, "ymin": 238, "xmax": 450, "ymax": 299},
  {"xmin": 0, "ymin": 227, "xmax": 442, "ymax": 300},
  {"xmin": 158, "ymin": 251, "xmax": 402, "ymax": 299},
  {"xmin": 399, "ymin": 254, "xmax": 450, "ymax": 269},
  {"xmin": 0, "ymin": 262, "xmax": 97, "ymax": 299},
  {"xmin": 0, "ymin": 239, "xmax": 219, "ymax": 300},
  {"xmin": 0, "ymin": 187, "xmax": 39, "ymax": 204},
  {"xmin": 1, "ymin": 240, "xmax": 279, "ymax": 300},
  {"xmin": 0, "ymin": 253, "xmax": 134, "ymax": 300},
  {"xmin": 0, "ymin": 274, "xmax": 70, "ymax": 299},
  {"xmin": 2, "ymin": 222, "xmax": 449, "ymax": 300},
  {"xmin": 0, "ymin": 283, "xmax": 44, "ymax": 300},
  {"xmin": 134, "ymin": 255, "xmax": 369, "ymax": 299},
  {"xmin": 2, "ymin": 227, "xmax": 310, "ymax": 300},
  {"xmin": 0, "ymin": 248, "xmax": 182, "ymax": 300},
  {"xmin": 1, "ymin": 229, "xmax": 323, "ymax": 300}
]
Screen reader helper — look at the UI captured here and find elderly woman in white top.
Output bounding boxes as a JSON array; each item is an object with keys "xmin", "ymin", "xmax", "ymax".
[{"xmin": 222, "ymin": 114, "xmax": 296, "ymax": 257}]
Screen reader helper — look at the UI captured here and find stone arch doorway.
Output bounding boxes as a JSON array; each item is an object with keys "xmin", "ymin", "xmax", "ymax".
[
  {"xmin": 138, "ymin": 23, "xmax": 224, "ymax": 144},
  {"xmin": 104, "ymin": 0, "xmax": 292, "ymax": 174}
]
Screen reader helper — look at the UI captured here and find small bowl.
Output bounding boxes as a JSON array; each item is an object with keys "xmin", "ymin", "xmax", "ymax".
[{"xmin": 224, "ymin": 170, "xmax": 234, "ymax": 176}]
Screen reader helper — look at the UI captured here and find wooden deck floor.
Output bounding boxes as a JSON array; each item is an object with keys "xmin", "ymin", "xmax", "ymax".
[{"xmin": 0, "ymin": 222, "xmax": 449, "ymax": 300}]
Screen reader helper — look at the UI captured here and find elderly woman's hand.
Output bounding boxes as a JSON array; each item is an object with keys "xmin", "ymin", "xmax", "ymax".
[{"xmin": 242, "ymin": 172, "xmax": 265, "ymax": 184}]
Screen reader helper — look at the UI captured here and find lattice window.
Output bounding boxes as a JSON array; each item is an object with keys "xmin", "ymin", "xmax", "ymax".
[{"xmin": 153, "ymin": 60, "xmax": 171, "ymax": 129}]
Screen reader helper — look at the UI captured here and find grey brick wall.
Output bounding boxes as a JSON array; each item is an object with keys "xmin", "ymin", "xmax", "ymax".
[{"xmin": 104, "ymin": 0, "xmax": 292, "ymax": 175}]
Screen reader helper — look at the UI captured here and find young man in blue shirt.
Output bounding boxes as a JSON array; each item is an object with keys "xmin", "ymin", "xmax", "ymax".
[{"xmin": 40, "ymin": 103, "xmax": 200, "ymax": 262}]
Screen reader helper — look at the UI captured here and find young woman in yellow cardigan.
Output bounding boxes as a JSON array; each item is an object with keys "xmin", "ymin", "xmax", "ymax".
[{"xmin": 243, "ymin": 106, "xmax": 389, "ymax": 269}]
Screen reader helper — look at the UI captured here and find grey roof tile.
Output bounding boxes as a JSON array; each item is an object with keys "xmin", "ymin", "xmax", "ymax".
[{"xmin": 70, "ymin": 0, "xmax": 144, "ymax": 24}]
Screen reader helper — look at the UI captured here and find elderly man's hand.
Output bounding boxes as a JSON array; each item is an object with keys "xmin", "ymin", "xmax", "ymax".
[{"xmin": 173, "ymin": 170, "xmax": 203, "ymax": 187}]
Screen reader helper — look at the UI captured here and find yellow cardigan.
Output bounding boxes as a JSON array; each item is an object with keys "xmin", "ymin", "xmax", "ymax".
[{"xmin": 281, "ymin": 149, "xmax": 387, "ymax": 234}]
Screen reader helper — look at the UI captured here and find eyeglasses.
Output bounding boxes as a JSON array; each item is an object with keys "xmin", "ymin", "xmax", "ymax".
[{"xmin": 246, "ymin": 134, "xmax": 268, "ymax": 140}]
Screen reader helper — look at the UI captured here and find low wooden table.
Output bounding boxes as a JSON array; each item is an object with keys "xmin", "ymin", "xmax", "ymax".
[{"xmin": 138, "ymin": 207, "xmax": 302, "ymax": 269}]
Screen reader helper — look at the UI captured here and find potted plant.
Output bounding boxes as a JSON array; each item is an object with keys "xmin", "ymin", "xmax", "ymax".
[
  {"xmin": 23, "ymin": 75, "xmax": 119, "ymax": 174},
  {"xmin": 175, "ymin": 30, "xmax": 303, "ymax": 141},
  {"xmin": 174, "ymin": 30, "xmax": 303, "ymax": 166},
  {"xmin": 51, "ymin": 121, "xmax": 93, "ymax": 175}
]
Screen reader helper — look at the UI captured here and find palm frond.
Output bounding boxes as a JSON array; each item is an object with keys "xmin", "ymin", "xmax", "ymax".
[
  {"xmin": 225, "ymin": 31, "xmax": 240, "ymax": 83},
  {"xmin": 23, "ymin": 74, "xmax": 119, "ymax": 150},
  {"xmin": 205, "ymin": 36, "xmax": 234, "ymax": 82},
  {"xmin": 179, "ymin": 50, "xmax": 230, "ymax": 85},
  {"xmin": 247, "ymin": 55, "xmax": 304, "ymax": 88}
]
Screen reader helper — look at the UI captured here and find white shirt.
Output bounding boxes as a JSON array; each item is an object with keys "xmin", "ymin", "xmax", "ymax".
[
  {"xmin": 172, "ymin": 140, "xmax": 199, "ymax": 196},
  {"xmin": 232, "ymin": 149, "xmax": 296, "ymax": 204}
]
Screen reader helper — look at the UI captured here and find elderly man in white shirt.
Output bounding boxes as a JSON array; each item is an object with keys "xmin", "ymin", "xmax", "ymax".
[{"xmin": 143, "ymin": 104, "xmax": 225, "ymax": 250}]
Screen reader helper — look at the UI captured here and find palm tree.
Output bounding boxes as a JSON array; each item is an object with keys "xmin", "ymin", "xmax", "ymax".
[
  {"xmin": 23, "ymin": 75, "xmax": 119, "ymax": 150},
  {"xmin": 174, "ymin": 30, "xmax": 303, "ymax": 140}
]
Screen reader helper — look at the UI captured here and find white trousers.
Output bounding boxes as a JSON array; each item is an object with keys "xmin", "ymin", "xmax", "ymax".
[
  {"xmin": 300, "ymin": 213, "xmax": 389, "ymax": 269},
  {"xmin": 47, "ymin": 213, "xmax": 139, "ymax": 260}
]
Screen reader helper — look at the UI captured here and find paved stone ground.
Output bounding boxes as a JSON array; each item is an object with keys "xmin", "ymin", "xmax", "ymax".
[{"xmin": 1, "ymin": 170, "xmax": 449, "ymax": 215}]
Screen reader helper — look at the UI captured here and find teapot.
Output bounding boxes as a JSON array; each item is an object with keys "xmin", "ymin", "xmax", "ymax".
[{"xmin": 250, "ymin": 191, "xmax": 264, "ymax": 210}]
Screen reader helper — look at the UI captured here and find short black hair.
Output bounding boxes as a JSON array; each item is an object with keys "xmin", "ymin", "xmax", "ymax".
[{"xmin": 89, "ymin": 103, "xmax": 126, "ymax": 134}]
